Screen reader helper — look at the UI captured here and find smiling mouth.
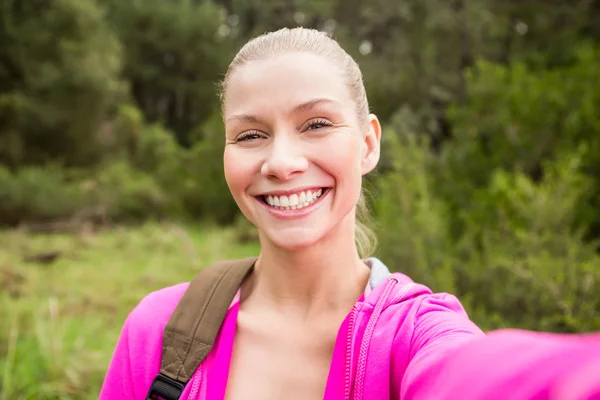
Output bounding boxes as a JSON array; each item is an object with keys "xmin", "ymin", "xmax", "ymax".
[{"xmin": 259, "ymin": 188, "xmax": 330, "ymax": 210}]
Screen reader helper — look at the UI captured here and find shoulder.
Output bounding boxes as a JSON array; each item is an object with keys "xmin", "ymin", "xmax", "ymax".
[
  {"xmin": 393, "ymin": 283, "xmax": 485, "ymax": 372},
  {"xmin": 379, "ymin": 273, "xmax": 484, "ymax": 352},
  {"xmin": 116, "ymin": 282, "xmax": 191, "ymax": 365},
  {"xmin": 369, "ymin": 272, "xmax": 482, "ymax": 343},
  {"xmin": 385, "ymin": 272, "xmax": 475, "ymax": 320},
  {"xmin": 125, "ymin": 282, "xmax": 190, "ymax": 334},
  {"xmin": 100, "ymin": 283, "xmax": 192, "ymax": 399},
  {"xmin": 363, "ymin": 274, "xmax": 484, "ymax": 397}
]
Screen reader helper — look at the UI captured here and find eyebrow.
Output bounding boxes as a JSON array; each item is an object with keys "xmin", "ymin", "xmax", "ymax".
[
  {"xmin": 224, "ymin": 114, "xmax": 262, "ymax": 125},
  {"xmin": 291, "ymin": 98, "xmax": 341, "ymax": 114},
  {"xmin": 225, "ymin": 98, "xmax": 341, "ymax": 124}
]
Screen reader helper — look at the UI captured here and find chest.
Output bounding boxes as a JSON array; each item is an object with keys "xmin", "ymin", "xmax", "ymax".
[{"xmin": 223, "ymin": 311, "xmax": 343, "ymax": 400}]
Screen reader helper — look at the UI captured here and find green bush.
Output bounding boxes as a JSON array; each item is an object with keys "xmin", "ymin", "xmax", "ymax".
[
  {"xmin": 441, "ymin": 45, "xmax": 600, "ymax": 239},
  {"xmin": 375, "ymin": 132, "xmax": 600, "ymax": 333},
  {"xmin": 87, "ymin": 160, "xmax": 169, "ymax": 222},
  {"xmin": 112, "ymin": 106, "xmax": 240, "ymax": 224},
  {"xmin": 0, "ymin": 166, "xmax": 87, "ymax": 226},
  {"xmin": 375, "ymin": 132, "xmax": 457, "ymax": 295},
  {"xmin": 372, "ymin": 48, "xmax": 600, "ymax": 333},
  {"xmin": 0, "ymin": 161, "xmax": 169, "ymax": 226},
  {"xmin": 180, "ymin": 112, "xmax": 241, "ymax": 224},
  {"xmin": 457, "ymin": 146, "xmax": 600, "ymax": 332}
]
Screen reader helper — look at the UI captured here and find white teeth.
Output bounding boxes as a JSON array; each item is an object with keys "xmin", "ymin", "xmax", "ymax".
[
  {"xmin": 299, "ymin": 192, "xmax": 306, "ymax": 203},
  {"xmin": 264, "ymin": 189, "xmax": 325, "ymax": 210}
]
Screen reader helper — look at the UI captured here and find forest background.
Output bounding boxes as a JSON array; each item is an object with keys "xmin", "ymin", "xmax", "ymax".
[{"xmin": 1, "ymin": 0, "xmax": 600, "ymax": 397}]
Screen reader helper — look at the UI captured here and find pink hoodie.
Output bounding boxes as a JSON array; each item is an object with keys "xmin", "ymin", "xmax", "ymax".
[{"xmin": 100, "ymin": 259, "xmax": 600, "ymax": 399}]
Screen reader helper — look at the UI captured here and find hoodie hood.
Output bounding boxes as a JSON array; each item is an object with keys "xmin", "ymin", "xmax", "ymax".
[
  {"xmin": 363, "ymin": 257, "xmax": 431, "ymax": 304},
  {"xmin": 337, "ymin": 258, "xmax": 439, "ymax": 400}
]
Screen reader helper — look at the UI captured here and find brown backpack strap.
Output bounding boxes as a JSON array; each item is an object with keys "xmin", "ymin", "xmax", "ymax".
[{"xmin": 146, "ymin": 256, "xmax": 257, "ymax": 400}]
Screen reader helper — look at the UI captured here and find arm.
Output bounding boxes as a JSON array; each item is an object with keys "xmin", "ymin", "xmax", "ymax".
[
  {"xmin": 398, "ymin": 293, "xmax": 485, "ymax": 398},
  {"xmin": 99, "ymin": 314, "xmax": 137, "ymax": 399},
  {"xmin": 99, "ymin": 284, "xmax": 189, "ymax": 399},
  {"xmin": 400, "ymin": 295, "xmax": 600, "ymax": 399}
]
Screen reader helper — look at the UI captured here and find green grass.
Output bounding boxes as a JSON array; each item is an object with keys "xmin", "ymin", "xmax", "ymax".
[{"xmin": 0, "ymin": 222, "xmax": 260, "ymax": 399}]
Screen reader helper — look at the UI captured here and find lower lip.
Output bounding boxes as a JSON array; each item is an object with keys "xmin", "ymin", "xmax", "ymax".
[{"xmin": 256, "ymin": 189, "xmax": 330, "ymax": 219}]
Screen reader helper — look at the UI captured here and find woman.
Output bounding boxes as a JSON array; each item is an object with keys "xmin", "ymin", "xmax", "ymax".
[{"xmin": 100, "ymin": 27, "xmax": 600, "ymax": 399}]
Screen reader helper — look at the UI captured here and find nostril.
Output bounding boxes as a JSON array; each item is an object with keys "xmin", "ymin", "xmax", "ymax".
[{"xmin": 260, "ymin": 154, "xmax": 310, "ymax": 180}]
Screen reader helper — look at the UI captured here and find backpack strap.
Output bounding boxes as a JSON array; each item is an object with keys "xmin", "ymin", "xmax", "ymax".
[{"xmin": 146, "ymin": 256, "xmax": 257, "ymax": 400}]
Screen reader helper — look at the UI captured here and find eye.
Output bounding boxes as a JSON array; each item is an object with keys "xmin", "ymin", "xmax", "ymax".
[
  {"xmin": 236, "ymin": 131, "xmax": 264, "ymax": 142},
  {"xmin": 305, "ymin": 118, "xmax": 333, "ymax": 131}
]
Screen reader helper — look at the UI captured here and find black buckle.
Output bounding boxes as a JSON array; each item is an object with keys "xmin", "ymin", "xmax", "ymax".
[{"xmin": 146, "ymin": 374, "xmax": 186, "ymax": 400}]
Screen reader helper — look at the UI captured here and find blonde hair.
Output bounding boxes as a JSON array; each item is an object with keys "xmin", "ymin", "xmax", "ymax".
[{"xmin": 220, "ymin": 27, "xmax": 377, "ymax": 258}]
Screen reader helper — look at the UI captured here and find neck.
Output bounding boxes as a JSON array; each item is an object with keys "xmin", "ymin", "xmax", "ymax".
[{"xmin": 242, "ymin": 214, "xmax": 370, "ymax": 318}]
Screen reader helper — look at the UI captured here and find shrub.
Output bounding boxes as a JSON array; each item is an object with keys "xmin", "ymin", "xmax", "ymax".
[
  {"xmin": 0, "ymin": 166, "xmax": 86, "ymax": 226},
  {"xmin": 87, "ymin": 160, "xmax": 169, "ymax": 222},
  {"xmin": 441, "ymin": 45, "xmax": 600, "ymax": 240},
  {"xmin": 375, "ymin": 130, "xmax": 600, "ymax": 333},
  {"xmin": 456, "ymin": 146, "xmax": 600, "ymax": 332},
  {"xmin": 0, "ymin": 161, "xmax": 169, "ymax": 226},
  {"xmin": 180, "ymin": 112, "xmax": 241, "ymax": 224},
  {"xmin": 375, "ymin": 132, "xmax": 457, "ymax": 295}
]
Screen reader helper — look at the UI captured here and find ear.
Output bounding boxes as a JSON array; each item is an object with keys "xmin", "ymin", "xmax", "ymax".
[{"xmin": 361, "ymin": 114, "xmax": 382, "ymax": 175}]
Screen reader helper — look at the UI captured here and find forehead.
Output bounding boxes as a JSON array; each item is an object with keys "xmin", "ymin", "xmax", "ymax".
[{"xmin": 224, "ymin": 52, "xmax": 352, "ymax": 118}]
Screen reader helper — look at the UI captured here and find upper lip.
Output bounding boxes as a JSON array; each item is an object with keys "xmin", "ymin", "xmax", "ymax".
[{"xmin": 256, "ymin": 186, "xmax": 328, "ymax": 196}]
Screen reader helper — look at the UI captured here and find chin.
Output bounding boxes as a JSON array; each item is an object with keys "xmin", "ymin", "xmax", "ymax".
[{"xmin": 261, "ymin": 228, "xmax": 325, "ymax": 253}]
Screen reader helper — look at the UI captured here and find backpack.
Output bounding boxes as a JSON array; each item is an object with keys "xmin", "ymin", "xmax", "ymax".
[{"xmin": 145, "ymin": 257, "xmax": 257, "ymax": 400}]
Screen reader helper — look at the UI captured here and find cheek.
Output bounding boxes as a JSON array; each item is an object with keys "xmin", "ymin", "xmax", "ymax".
[
  {"xmin": 316, "ymin": 135, "xmax": 363, "ymax": 176},
  {"xmin": 223, "ymin": 149, "xmax": 249, "ymax": 195}
]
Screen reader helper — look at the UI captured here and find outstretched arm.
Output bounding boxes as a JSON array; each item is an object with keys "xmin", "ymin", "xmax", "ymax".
[{"xmin": 400, "ymin": 296, "xmax": 600, "ymax": 399}]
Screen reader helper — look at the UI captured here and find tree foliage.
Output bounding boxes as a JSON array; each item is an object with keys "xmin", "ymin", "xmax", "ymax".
[
  {"xmin": 102, "ymin": 0, "xmax": 233, "ymax": 145},
  {"xmin": 0, "ymin": 0, "xmax": 124, "ymax": 167},
  {"xmin": 1, "ymin": 0, "xmax": 600, "ymax": 332}
]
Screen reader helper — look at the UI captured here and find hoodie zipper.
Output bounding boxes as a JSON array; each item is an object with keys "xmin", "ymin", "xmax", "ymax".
[
  {"xmin": 352, "ymin": 278, "xmax": 398, "ymax": 400},
  {"xmin": 187, "ymin": 362, "xmax": 203, "ymax": 400},
  {"xmin": 344, "ymin": 304, "xmax": 359, "ymax": 400},
  {"xmin": 390, "ymin": 281, "xmax": 416, "ymax": 304}
]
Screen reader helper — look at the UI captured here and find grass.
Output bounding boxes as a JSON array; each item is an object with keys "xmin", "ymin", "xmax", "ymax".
[{"xmin": 0, "ymin": 222, "xmax": 260, "ymax": 399}]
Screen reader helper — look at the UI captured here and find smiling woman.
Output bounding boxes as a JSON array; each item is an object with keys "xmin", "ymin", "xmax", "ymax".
[
  {"xmin": 99, "ymin": 27, "xmax": 600, "ymax": 400},
  {"xmin": 221, "ymin": 48, "xmax": 380, "ymax": 258}
]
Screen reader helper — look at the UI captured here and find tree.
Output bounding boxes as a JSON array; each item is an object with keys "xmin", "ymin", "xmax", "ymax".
[
  {"xmin": 0, "ymin": 0, "xmax": 123, "ymax": 167},
  {"xmin": 103, "ymin": 0, "xmax": 233, "ymax": 146}
]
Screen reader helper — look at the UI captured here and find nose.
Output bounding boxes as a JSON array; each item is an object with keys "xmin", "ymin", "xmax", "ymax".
[{"xmin": 260, "ymin": 134, "xmax": 308, "ymax": 180}]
